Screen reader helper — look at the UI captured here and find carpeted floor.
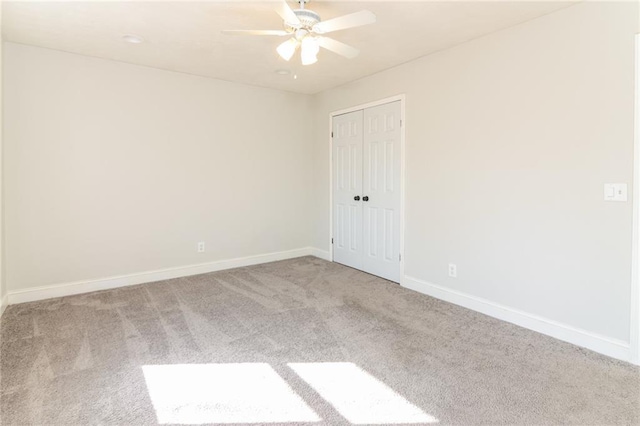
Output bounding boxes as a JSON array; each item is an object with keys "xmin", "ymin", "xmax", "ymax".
[{"xmin": 1, "ymin": 256, "xmax": 638, "ymax": 425}]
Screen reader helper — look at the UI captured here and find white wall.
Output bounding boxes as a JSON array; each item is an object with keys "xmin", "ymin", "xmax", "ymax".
[
  {"xmin": 633, "ymin": 33, "xmax": 640, "ymax": 365},
  {"xmin": 0, "ymin": 2, "xmax": 5, "ymax": 315},
  {"xmin": 3, "ymin": 1, "xmax": 638, "ymax": 362},
  {"xmin": 312, "ymin": 1, "xmax": 638, "ymax": 348},
  {"xmin": 4, "ymin": 42, "xmax": 314, "ymax": 293}
]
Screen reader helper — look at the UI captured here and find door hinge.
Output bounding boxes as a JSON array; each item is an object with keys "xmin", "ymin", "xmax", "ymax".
[
  {"xmin": 331, "ymin": 238, "xmax": 334, "ymax": 244},
  {"xmin": 399, "ymin": 254, "xmax": 402, "ymax": 262},
  {"xmin": 400, "ymin": 119, "xmax": 403, "ymax": 127},
  {"xmin": 331, "ymin": 131, "xmax": 334, "ymax": 138}
]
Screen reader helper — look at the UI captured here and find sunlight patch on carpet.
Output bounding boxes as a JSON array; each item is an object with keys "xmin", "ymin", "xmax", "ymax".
[
  {"xmin": 142, "ymin": 363, "xmax": 320, "ymax": 424},
  {"xmin": 288, "ymin": 362, "xmax": 438, "ymax": 424}
]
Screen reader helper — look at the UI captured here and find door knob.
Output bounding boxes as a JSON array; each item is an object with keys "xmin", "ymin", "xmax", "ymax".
[
  {"xmin": 363, "ymin": 196, "xmax": 369, "ymax": 202},
  {"xmin": 354, "ymin": 196, "xmax": 361, "ymax": 201}
]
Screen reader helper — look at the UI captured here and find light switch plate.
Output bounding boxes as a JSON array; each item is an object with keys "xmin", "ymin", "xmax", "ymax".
[{"xmin": 604, "ymin": 183, "xmax": 627, "ymax": 202}]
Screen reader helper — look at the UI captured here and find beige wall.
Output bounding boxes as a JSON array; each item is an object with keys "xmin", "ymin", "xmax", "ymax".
[
  {"xmin": 0, "ymin": 2, "xmax": 5, "ymax": 311},
  {"xmin": 4, "ymin": 42, "xmax": 314, "ymax": 291},
  {"xmin": 312, "ymin": 1, "xmax": 638, "ymax": 342},
  {"xmin": 2, "ymin": 1, "xmax": 638, "ymax": 354}
]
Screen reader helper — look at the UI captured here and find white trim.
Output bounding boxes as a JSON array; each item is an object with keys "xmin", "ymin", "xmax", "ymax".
[
  {"xmin": 328, "ymin": 112, "xmax": 333, "ymax": 261},
  {"xmin": 399, "ymin": 98, "xmax": 406, "ymax": 285},
  {"xmin": 8, "ymin": 247, "xmax": 320, "ymax": 305},
  {"xmin": 328, "ymin": 94, "xmax": 406, "ymax": 284},
  {"xmin": 632, "ymin": 34, "xmax": 640, "ymax": 365},
  {"xmin": 0, "ymin": 295, "xmax": 8, "ymax": 317},
  {"xmin": 330, "ymin": 95, "xmax": 408, "ymax": 119},
  {"xmin": 403, "ymin": 276, "xmax": 631, "ymax": 363},
  {"xmin": 310, "ymin": 248, "xmax": 331, "ymax": 261}
]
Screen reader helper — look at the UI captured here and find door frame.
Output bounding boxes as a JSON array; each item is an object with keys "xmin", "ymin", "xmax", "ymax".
[
  {"xmin": 631, "ymin": 34, "xmax": 640, "ymax": 365},
  {"xmin": 328, "ymin": 94, "xmax": 406, "ymax": 284}
]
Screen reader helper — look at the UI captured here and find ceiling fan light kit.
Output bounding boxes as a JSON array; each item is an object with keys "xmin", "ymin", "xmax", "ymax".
[
  {"xmin": 300, "ymin": 36, "xmax": 320, "ymax": 65},
  {"xmin": 222, "ymin": 0, "xmax": 376, "ymax": 66},
  {"xmin": 277, "ymin": 38, "xmax": 299, "ymax": 61}
]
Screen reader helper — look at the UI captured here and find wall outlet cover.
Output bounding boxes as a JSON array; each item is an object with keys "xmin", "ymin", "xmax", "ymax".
[
  {"xmin": 448, "ymin": 263, "xmax": 457, "ymax": 278},
  {"xmin": 604, "ymin": 183, "xmax": 627, "ymax": 202}
]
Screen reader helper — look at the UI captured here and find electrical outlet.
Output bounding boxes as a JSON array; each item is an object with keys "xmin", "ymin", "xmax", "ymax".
[
  {"xmin": 448, "ymin": 263, "xmax": 457, "ymax": 278},
  {"xmin": 197, "ymin": 242, "xmax": 205, "ymax": 253}
]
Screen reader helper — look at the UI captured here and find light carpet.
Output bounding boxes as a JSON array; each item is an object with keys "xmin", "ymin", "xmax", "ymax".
[{"xmin": 1, "ymin": 256, "xmax": 638, "ymax": 425}]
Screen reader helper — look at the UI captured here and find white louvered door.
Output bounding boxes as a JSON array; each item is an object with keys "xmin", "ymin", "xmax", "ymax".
[{"xmin": 332, "ymin": 101, "xmax": 401, "ymax": 283}]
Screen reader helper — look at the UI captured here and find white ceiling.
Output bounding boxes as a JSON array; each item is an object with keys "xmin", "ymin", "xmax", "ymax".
[{"xmin": 2, "ymin": 1, "xmax": 577, "ymax": 94}]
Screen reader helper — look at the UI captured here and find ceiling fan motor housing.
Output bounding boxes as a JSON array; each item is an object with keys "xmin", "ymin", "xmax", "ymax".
[{"xmin": 286, "ymin": 9, "xmax": 321, "ymax": 31}]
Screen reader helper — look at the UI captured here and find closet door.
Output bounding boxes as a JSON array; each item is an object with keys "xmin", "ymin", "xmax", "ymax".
[
  {"xmin": 362, "ymin": 101, "xmax": 402, "ymax": 282},
  {"xmin": 332, "ymin": 110, "xmax": 364, "ymax": 270}
]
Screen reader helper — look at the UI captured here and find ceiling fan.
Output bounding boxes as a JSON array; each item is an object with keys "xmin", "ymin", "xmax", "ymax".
[{"xmin": 222, "ymin": 0, "xmax": 376, "ymax": 66}]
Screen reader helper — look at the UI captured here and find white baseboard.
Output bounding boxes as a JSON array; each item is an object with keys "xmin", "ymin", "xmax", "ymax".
[
  {"xmin": 0, "ymin": 294, "xmax": 8, "ymax": 317},
  {"xmin": 8, "ymin": 247, "xmax": 321, "ymax": 305},
  {"xmin": 403, "ymin": 276, "xmax": 631, "ymax": 363},
  {"xmin": 12, "ymin": 252, "xmax": 628, "ymax": 363},
  {"xmin": 310, "ymin": 248, "xmax": 331, "ymax": 261}
]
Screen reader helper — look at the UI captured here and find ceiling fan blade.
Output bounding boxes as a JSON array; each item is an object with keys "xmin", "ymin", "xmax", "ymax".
[
  {"xmin": 313, "ymin": 10, "xmax": 376, "ymax": 34},
  {"xmin": 221, "ymin": 30, "xmax": 290, "ymax": 36},
  {"xmin": 317, "ymin": 37, "xmax": 359, "ymax": 59},
  {"xmin": 275, "ymin": 1, "xmax": 301, "ymax": 27}
]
